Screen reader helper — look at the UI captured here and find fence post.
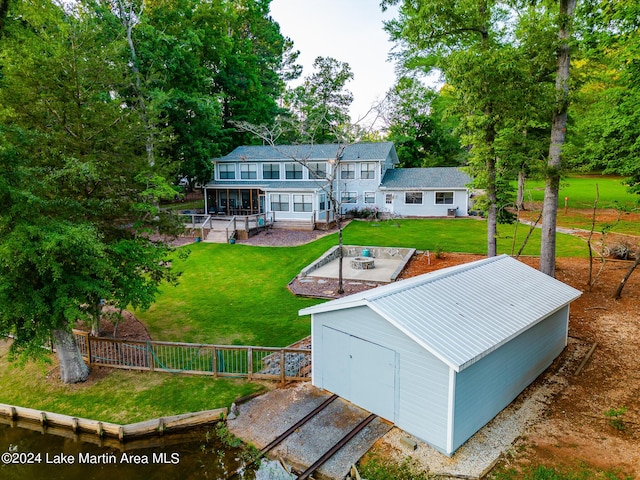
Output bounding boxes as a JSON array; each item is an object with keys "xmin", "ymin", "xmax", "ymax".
[
  {"xmin": 86, "ymin": 332, "xmax": 92, "ymax": 366},
  {"xmin": 147, "ymin": 342, "xmax": 154, "ymax": 371},
  {"xmin": 280, "ymin": 349, "xmax": 286, "ymax": 385},
  {"xmin": 247, "ymin": 347, "xmax": 253, "ymax": 381},
  {"xmin": 212, "ymin": 346, "xmax": 218, "ymax": 378}
]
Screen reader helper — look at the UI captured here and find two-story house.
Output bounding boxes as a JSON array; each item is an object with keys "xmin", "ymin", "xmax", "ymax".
[{"xmin": 203, "ymin": 142, "xmax": 471, "ymax": 227}]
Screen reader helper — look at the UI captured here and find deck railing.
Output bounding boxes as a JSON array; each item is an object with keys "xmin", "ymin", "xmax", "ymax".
[{"xmin": 72, "ymin": 330, "xmax": 311, "ymax": 382}]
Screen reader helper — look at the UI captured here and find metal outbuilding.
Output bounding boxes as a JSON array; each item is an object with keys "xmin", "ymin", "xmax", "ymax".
[{"xmin": 299, "ymin": 255, "xmax": 582, "ymax": 456}]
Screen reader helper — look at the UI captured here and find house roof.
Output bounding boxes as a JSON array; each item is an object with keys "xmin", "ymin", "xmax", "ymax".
[
  {"xmin": 213, "ymin": 142, "xmax": 399, "ymax": 163},
  {"xmin": 380, "ymin": 167, "xmax": 471, "ymax": 190},
  {"xmin": 300, "ymin": 255, "xmax": 581, "ymax": 372}
]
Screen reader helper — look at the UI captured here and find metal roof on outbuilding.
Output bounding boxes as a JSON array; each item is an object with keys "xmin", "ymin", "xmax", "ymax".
[
  {"xmin": 380, "ymin": 167, "xmax": 471, "ymax": 189},
  {"xmin": 213, "ymin": 142, "xmax": 398, "ymax": 163},
  {"xmin": 300, "ymin": 255, "xmax": 581, "ymax": 372}
]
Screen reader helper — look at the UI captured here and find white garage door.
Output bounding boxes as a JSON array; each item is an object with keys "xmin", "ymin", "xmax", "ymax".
[{"xmin": 321, "ymin": 327, "xmax": 397, "ymax": 421}]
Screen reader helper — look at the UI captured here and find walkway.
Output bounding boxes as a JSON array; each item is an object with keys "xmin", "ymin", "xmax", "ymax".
[{"xmin": 227, "ymin": 383, "xmax": 392, "ymax": 480}]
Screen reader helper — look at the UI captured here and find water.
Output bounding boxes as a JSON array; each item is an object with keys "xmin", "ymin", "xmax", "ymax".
[{"xmin": 0, "ymin": 421, "xmax": 259, "ymax": 480}]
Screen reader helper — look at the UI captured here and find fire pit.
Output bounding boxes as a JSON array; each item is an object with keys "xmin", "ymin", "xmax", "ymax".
[{"xmin": 351, "ymin": 257, "xmax": 375, "ymax": 270}]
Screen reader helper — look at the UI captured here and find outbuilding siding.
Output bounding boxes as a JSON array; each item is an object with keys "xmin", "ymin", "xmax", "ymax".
[
  {"xmin": 302, "ymin": 255, "xmax": 582, "ymax": 456},
  {"xmin": 312, "ymin": 307, "xmax": 451, "ymax": 452},
  {"xmin": 451, "ymin": 307, "xmax": 569, "ymax": 450}
]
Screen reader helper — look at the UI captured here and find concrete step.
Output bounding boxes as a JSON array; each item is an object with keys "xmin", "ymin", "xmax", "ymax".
[
  {"xmin": 272, "ymin": 220, "xmax": 315, "ymax": 231},
  {"xmin": 205, "ymin": 231, "xmax": 229, "ymax": 243}
]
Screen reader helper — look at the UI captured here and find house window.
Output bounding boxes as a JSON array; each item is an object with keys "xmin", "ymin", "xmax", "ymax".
[
  {"xmin": 360, "ymin": 163, "xmax": 376, "ymax": 179},
  {"xmin": 364, "ymin": 192, "xmax": 376, "ymax": 204},
  {"xmin": 285, "ymin": 163, "xmax": 303, "ymax": 179},
  {"xmin": 385, "ymin": 194, "xmax": 393, "ymax": 204},
  {"xmin": 405, "ymin": 192, "xmax": 423, "ymax": 204},
  {"xmin": 219, "ymin": 164, "xmax": 235, "ymax": 179},
  {"xmin": 341, "ymin": 191, "xmax": 357, "ymax": 204},
  {"xmin": 270, "ymin": 194, "xmax": 289, "ymax": 211},
  {"xmin": 263, "ymin": 163, "xmax": 280, "ymax": 179},
  {"xmin": 319, "ymin": 193, "xmax": 327, "ymax": 211},
  {"xmin": 307, "ymin": 162, "xmax": 326, "ymax": 179},
  {"xmin": 293, "ymin": 194, "xmax": 313, "ymax": 212},
  {"xmin": 340, "ymin": 163, "xmax": 355, "ymax": 180},
  {"xmin": 240, "ymin": 164, "xmax": 257, "ymax": 179},
  {"xmin": 435, "ymin": 191, "xmax": 454, "ymax": 205}
]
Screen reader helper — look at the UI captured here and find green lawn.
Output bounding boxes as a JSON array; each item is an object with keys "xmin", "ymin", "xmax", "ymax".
[
  {"xmin": 138, "ymin": 237, "xmax": 336, "ymax": 346},
  {"xmin": 343, "ymin": 218, "xmax": 587, "ymax": 257},
  {"xmin": 0, "ymin": 217, "xmax": 592, "ymax": 424},
  {"xmin": 136, "ymin": 218, "xmax": 588, "ymax": 346},
  {"xmin": 521, "ymin": 174, "xmax": 640, "ymax": 236},
  {"xmin": 522, "ymin": 174, "xmax": 639, "ymax": 210},
  {"xmin": 0, "ymin": 340, "xmax": 264, "ymax": 424}
]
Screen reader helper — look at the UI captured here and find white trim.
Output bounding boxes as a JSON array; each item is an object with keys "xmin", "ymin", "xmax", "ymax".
[{"xmin": 447, "ymin": 368, "xmax": 456, "ymax": 455}]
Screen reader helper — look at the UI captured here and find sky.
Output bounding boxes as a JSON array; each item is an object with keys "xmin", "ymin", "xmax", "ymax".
[{"xmin": 269, "ymin": 0, "xmax": 400, "ymax": 126}]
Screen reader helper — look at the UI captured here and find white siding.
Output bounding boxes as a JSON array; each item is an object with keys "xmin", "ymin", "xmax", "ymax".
[
  {"xmin": 312, "ymin": 307, "xmax": 451, "ymax": 453},
  {"xmin": 390, "ymin": 189, "xmax": 469, "ymax": 217},
  {"xmin": 451, "ymin": 307, "xmax": 569, "ymax": 451}
]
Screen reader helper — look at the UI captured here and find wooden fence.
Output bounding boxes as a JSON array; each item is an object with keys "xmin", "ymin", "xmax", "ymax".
[{"xmin": 72, "ymin": 330, "xmax": 311, "ymax": 383}]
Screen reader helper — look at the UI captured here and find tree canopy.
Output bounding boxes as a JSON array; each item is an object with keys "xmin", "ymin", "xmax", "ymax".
[{"xmin": 0, "ymin": 0, "xmax": 294, "ymax": 382}]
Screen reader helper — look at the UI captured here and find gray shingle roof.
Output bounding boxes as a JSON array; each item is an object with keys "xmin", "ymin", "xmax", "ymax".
[
  {"xmin": 380, "ymin": 167, "xmax": 471, "ymax": 189},
  {"xmin": 300, "ymin": 255, "xmax": 581, "ymax": 372},
  {"xmin": 215, "ymin": 142, "xmax": 398, "ymax": 163}
]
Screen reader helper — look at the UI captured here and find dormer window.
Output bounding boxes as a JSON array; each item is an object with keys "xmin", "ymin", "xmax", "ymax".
[
  {"xmin": 219, "ymin": 164, "xmax": 235, "ymax": 179},
  {"xmin": 307, "ymin": 162, "xmax": 326, "ymax": 179},
  {"xmin": 340, "ymin": 163, "xmax": 355, "ymax": 180},
  {"xmin": 285, "ymin": 163, "xmax": 303, "ymax": 179},
  {"xmin": 361, "ymin": 163, "xmax": 376, "ymax": 179},
  {"xmin": 240, "ymin": 164, "xmax": 257, "ymax": 179}
]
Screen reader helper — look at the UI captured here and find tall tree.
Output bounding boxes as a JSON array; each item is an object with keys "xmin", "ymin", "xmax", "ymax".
[
  {"xmin": 383, "ymin": 0, "xmax": 513, "ymax": 256},
  {"xmin": 540, "ymin": 0, "xmax": 578, "ymax": 276},
  {"xmin": 566, "ymin": 0, "xmax": 640, "ymax": 193},
  {"xmin": 0, "ymin": 0, "xmax": 179, "ymax": 382},
  {"xmin": 282, "ymin": 56, "xmax": 354, "ymax": 144},
  {"xmin": 110, "ymin": 0, "xmax": 297, "ymax": 183},
  {"xmin": 382, "ymin": 78, "xmax": 464, "ymax": 167}
]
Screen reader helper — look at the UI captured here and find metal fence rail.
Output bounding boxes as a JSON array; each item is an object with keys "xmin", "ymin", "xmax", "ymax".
[{"xmin": 72, "ymin": 330, "xmax": 311, "ymax": 383}]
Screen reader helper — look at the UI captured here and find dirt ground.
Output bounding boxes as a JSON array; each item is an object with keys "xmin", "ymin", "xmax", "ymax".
[{"xmin": 401, "ymin": 252, "xmax": 640, "ymax": 478}]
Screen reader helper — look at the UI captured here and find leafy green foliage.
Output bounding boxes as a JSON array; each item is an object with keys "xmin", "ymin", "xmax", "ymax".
[
  {"xmin": 384, "ymin": 78, "xmax": 464, "ymax": 167},
  {"xmin": 281, "ymin": 56, "xmax": 354, "ymax": 143},
  {"xmin": 566, "ymin": 1, "xmax": 640, "ymax": 194},
  {"xmin": 604, "ymin": 407, "xmax": 627, "ymax": 431},
  {"xmin": 0, "ymin": 1, "xmax": 179, "ymax": 369}
]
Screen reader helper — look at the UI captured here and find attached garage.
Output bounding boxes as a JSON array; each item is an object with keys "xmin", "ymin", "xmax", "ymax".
[{"xmin": 299, "ymin": 255, "xmax": 582, "ymax": 456}]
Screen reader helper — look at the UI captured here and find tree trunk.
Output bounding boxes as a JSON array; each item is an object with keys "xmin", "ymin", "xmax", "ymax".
[
  {"xmin": 613, "ymin": 255, "xmax": 640, "ymax": 300},
  {"xmin": 517, "ymin": 170, "xmax": 526, "ymax": 211},
  {"xmin": 53, "ymin": 329, "xmax": 90, "ymax": 384},
  {"xmin": 487, "ymin": 155, "xmax": 497, "ymax": 257},
  {"xmin": 540, "ymin": 0, "xmax": 577, "ymax": 277}
]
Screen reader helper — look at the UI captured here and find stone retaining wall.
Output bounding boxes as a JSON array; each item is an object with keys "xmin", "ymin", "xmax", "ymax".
[{"xmin": 299, "ymin": 245, "xmax": 415, "ymax": 282}]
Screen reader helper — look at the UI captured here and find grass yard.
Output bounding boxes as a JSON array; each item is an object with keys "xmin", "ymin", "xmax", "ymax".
[
  {"xmin": 137, "ymin": 237, "xmax": 337, "ymax": 346},
  {"xmin": 521, "ymin": 174, "xmax": 640, "ymax": 237},
  {"xmin": 0, "ymin": 340, "xmax": 264, "ymax": 424},
  {"xmin": 136, "ymin": 218, "xmax": 588, "ymax": 346},
  {"xmin": 343, "ymin": 218, "xmax": 588, "ymax": 258},
  {"xmin": 522, "ymin": 174, "xmax": 638, "ymax": 209}
]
